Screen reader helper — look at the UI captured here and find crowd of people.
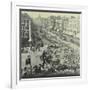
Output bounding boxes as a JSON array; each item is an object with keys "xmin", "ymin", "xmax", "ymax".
[{"xmin": 21, "ymin": 44, "xmax": 80, "ymax": 78}]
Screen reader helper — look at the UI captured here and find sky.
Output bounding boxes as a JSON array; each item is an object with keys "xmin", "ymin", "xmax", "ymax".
[{"xmin": 21, "ymin": 10, "xmax": 80, "ymax": 19}]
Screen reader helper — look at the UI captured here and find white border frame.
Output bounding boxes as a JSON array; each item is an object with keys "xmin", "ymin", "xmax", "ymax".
[{"xmin": 11, "ymin": 2, "xmax": 88, "ymax": 88}]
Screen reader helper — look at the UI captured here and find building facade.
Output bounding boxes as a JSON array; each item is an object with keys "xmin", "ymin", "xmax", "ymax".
[{"xmin": 20, "ymin": 13, "xmax": 32, "ymax": 47}]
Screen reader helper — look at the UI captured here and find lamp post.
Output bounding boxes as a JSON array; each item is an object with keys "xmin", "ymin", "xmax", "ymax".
[{"xmin": 28, "ymin": 20, "xmax": 32, "ymax": 75}]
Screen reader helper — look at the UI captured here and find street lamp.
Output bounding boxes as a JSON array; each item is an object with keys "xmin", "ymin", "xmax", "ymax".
[{"xmin": 28, "ymin": 20, "xmax": 32, "ymax": 75}]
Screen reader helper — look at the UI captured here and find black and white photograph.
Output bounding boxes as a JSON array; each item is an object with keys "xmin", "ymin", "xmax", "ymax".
[{"xmin": 20, "ymin": 9, "xmax": 81, "ymax": 79}]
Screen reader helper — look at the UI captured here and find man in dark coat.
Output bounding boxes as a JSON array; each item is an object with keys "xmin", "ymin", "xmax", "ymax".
[{"xmin": 26, "ymin": 55, "xmax": 31, "ymax": 65}]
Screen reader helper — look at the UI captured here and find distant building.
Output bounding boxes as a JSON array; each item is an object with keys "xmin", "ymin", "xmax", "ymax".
[{"xmin": 63, "ymin": 16, "xmax": 80, "ymax": 38}]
